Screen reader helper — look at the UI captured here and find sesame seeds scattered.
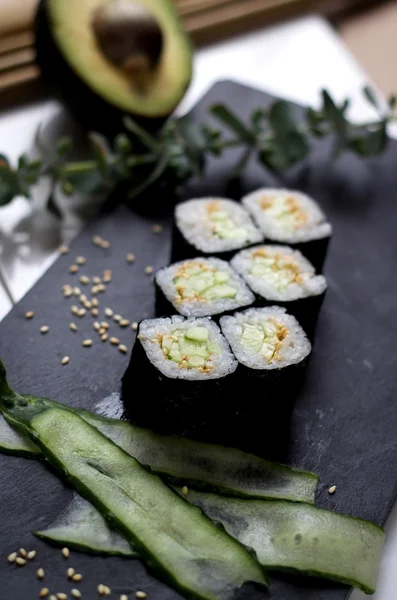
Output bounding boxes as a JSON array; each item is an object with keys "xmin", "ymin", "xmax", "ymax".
[
  {"xmin": 37, "ymin": 568, "xmax": 45, "ymax": 580},
  {"xmin": 118, "ymin": 344, "xmax": 128, "ymax": 354},
  {"xmin": 328, "ymin": 485, "xmax": 336, "ymax": 494},
  {"xmin": 131, "ymin": 322, "xmax": 138, "ymax": 331},
  {"xmin": 71, "ymin": 306, "xmax": 80, "ymax": 316},
  {"xmin": 25, "ymin": 311, "xmax": 34, "ymax": 319},
  {"xmin": 71, "ymin": 590, "xmax": 81, "ymax": 599},
  {"xmin": 93, "ymin": 322, "xmax": 101, "ymax": 331},
  {"xmin": 72, "ymin": 574, "xmax": 82, "ymax": 582},
  {"xmin": 119, "ymin": 319, "xmax": 130, "ymax": 328},
  {"xmin": 144, "ymin": 266, "xmax": 154, "ymax": 275},
  {"xmin": 102, "ymin": 270, "xmax": 112, "ymax": 283},
  {"xmin": 16, "ymin": 557, "xmax": 26, "ymax": 566},
  {"xmin": 152, "ymin": 224, "xmax": 163, "ymax": 234},
  {"xmin": 101, "ymin": 334, "xmax": 108, "ymax": 342},
  {"xmin": 181, "ymin": 486, "xmax": 188, "ymax": 496},
  {"xmin": 19, "ymin": 548, "xmax": 27, "ymax": 557},
  {"xmin": 40, "ymin": 326, "xmax": 50, "ymax": 334},
  {"xmin": 110, "ymin": 337, "xmax": 120, "ymax": 345},
  {"xmin": 59, "ymin": 245, "xmax": 69, "ymax": 255},
  {"xmin": 73, "ymin": 287, "xmax": 81, "ymax": 296},
  {"xmin": 39, "ymin": 587, "xmax": 49, "ymax": 598},
  {"xmin": 82, "ymin": 339, "xmax": 93, "ymax": 348},
  {"xmin": 69, "ymin": 265, "xmax": 79, "ymax": 274},
  {"xmin": 100, "ymin": 321, "xmax": 109, "ymax": 330},
  {"xmin": 27, "ymin": 550, "xmax": 36, "ymax": 560},
  {"xmin": 61, "ymin": 357, "xmax": 70, "ymax": 366},
  {"xmin": 120, "ymin": 595, "xmax": 128, "ymax": 600},
  {"xmin": 92, "ymin": 276, "xmax": 101, "ymax": 285},
  {"xmin": 49, "ymin": 596, "xmax": 57, "ymax": 600},
  {"xmin": 56, "ymin": 593, "xmax": 68, "ymax": 600},
  {"xmin": 78, "ymin": 308, "xmax": 86, "ymax": 318},
  {"xmin": 113, "ymin": 314, "xmax": 122, "ymax": 323},
  {"xmin": 79, "ymin": 275, "xmax": 90, "ymax": 285},
  {"xmin": 7, "ymin": 552, "xmax": 17, "ymax": 563},
  {"xmin": 92, "ymin": 235, "xmax": 111, "ymax": 249},
  {"xmin": 136, "ymin": 592, "xmax": 147, "ymax": 599},
  {"xmin": 91, "ymin": 298, "xmax": 99, "ymax": 307},
  {"xmin": 104, "ymin": 307, "xmax": 113, "ymax": 317},
  {"xmin": 67, "ymin": 567, "xmax": 75, "ymax": 579},
  {"xmin": 69, "ymin": 323, "xmax": 78, "ymax": 332},
  {"xmin": 97, "ymin": 584, "xmax": 105, "ymax": 595},
  {"xmin": 75, "ymin": 257, "xmax": 86, "ymax": 265},
  {"xmin": 103, "ymin": 586, "xmax": 111, "ymax": 596},
  {"xmin": 91, "ymin": 308, "xmax": 99, "ymax": 317},
  {"xmin": 126, "ymin": 253, "xmax": 135, "ymax": 264}
]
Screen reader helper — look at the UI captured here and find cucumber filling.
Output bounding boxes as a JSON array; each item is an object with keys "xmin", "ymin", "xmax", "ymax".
[
  {"xmin": 241, "ymin": 320, "xmax": 289, "ymax": 364},
  {"xmin": 148, "ymin": 326, "xmax": 221, "ymax": 372},
  {"xmin": 249, "ymin": 249, "xmax": 308, "ymax": 292},
  {"xmin": 260, "ymin": 194, "xmax": 308, "ymax": 231},
  {"xmin": 173, "ymin": 261, "xmax": 237, "ymax": 303},
  {"xmin": 207, "ymin": 201, "xmax": 248, "ymax": 240}
]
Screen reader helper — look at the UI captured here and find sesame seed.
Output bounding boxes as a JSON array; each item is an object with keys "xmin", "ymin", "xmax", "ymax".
[
  {"xmin": 61, "ymin": 357, "xmax": 70, "ymax": 366},
  {"xmin": 118, "ymin": 344, "xmax": 128, "ymax": 354},
  {"xmin": 61, "ymin": 547, "xmax": 70, "ymax": 559},
  {"xmin": 79, "ymin": 276, "xmax": 90, "ymax": 285},
  {"xmin": 69, "ymin": 323, "xmax": 78, "ymax": 332},
  {"xmin": 181, "ymin": 486, "xmax": 188, "ymax": 496},
  {"xmin": 84, "ymin": 301, "xmax": 92, "ymax": 310},
  {"xmin": 113, "ymin": 314, "xmax": 121, "ymax": 323},
  {"xmin": 91, "ymin": 298, "xmax": 99, "ymax": 307},
  {"xmin": 120, "ymin": 596, "xmax": 128, "ymax": 600},
  {"xmin": 126, "ymin": 253, "xmax": 135, "ymax": 264},
  {"xmin": 100, "ymin": 321, "xmax": 109, "ymax": 330},
  {"xmin": 62, "ymin": 284, "xmax": 72, "ymax": 292},
  {"xmin": 67, "ymin": 567, "xmax": 75, "ymax": 578},
  {"xmin": 144, "ymin": 266, "xmax": 153, "ymax": 275},
  {"xmin": 91, "ymin": 308, "xmax": 99, "ymax": 317},
  {"xmin": 92, "ymin": 235, "xmax": 102, "ymax": 246},
  {"xmin": 72, "ymin": 574, "xmax": 82, "ymax": 582},
  {"xmin": 71, "ymin": 590, "xmax": 81, "ymax": 599},
  {"xmin": 7, "ymin": 552, "xmax": 17, "ymax": 563},
  {"xmin": 119, "ymin": 319, "xmax": 130, "ymax": 327},
  {"xmin": 97, "ymin": 284, "xmax": 106, "ymax": 293},
  {"xmin": 136, "ymin": 592, "xmax": 147, "ymax": 599},
  {"xmin": 101, "ymin": 334, "xmax": 108, "ymax": 342},
  {"xmin": 103, "ymin": 586, "xmax": 111, "ymax": 596},
  {"xmin": 69, "ymin": 265, "xmax": 79, "ymax": 274},
  {"xmin": 110, "ymin": 337, "xmax": 120, "ymax": 345},
  {"xmin": 49, "ymin": 596, "xmax": 57, "ymax": 600},
  {"xmin": 63, "ymin": 289, "xmax": 73, "ymax": 298},
  {"xmin": 91, "ymin": 286, "xmax": 100, "ymax": 295},
  {"xmin": 97, "ymin": 584, "xmax": 105, "ymax": 595},
  {"xmin": 27, "ymin": 550, "xmax": 36, "ymax": 560},
  {"xmin": 104, "ymin": 308, "xmax": 113, "ymax": 317},
  {"xmin": 78, "ymin": 309, "xmax": 86, "ymax": 317},
  {"xmin": 25, "ymin": 311, "xmax": 34, "ymax": 319},
  {"xmin": 152, "ymin": 224, "xmax": 163, "ymax": 233},
  {"xmin": 93, "ymin": 322, "xmax": 101, "ymax": 331},
  {"xmin": 73, "ymin": 287, "xmax": 81, "ymax": 296},
  {"xmin": 99, "ymin": 328, "xmax": 106, "ymax": 335},
  {"xmin": 92, "ymin": 276, "xmax": 101, "ymax": 285},
  {"xmin": 100, "ymin": 240, "xmax": 110, "ymax": 249},
  {"xmin": 79, "ymin": 294, "xmax": 87, "ymax": 303},
  {"xmin": 137, "ymin": 333, "xmax": 144, "ymax": 340},
  {"xmin": 40, "ymin": 326, "xmax": 50, "ymax": 334},
  {"xmin": 39, "ymin": 588, "xmax": 49, "ymax": 597},
  {"xmin": 75, "ymin": 257, "xmax": 86, "ymax": 265},
  {"xmin": 328, "ymin": 485, "xmax": 336, "ymax": 494},
  {"xmin": 37, "ymin": 568, "xmax": 45, "ymax": 579},
  {"xmin": 82, "ymin": 339, "xmax": 93, "ymax": 348},
  {"xmin": 131, "ymin": 322, "xmax": 138, "ymax": 331},
  {"xmin": 19, "ymin": 548, "xmax": 27, "ymax": 557},
  {"xmin": 60, "ymin": 245, "xmax": 69, "ymax": 255},
  {"xmin": 16, "ymin": 557, "xmax": 26, "ymax": 566},
  {"xmin": 56, "ymin": 594, "xmax": 68, "ymax": 600},
  {"xmin": 71, "ymin": 306, "xmax": 80, "ymax": 315}
]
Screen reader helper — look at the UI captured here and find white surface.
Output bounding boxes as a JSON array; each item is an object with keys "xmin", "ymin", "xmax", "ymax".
[{"xmin": 0, "ymin": 14, "xmax": 395, "ymax": 599}]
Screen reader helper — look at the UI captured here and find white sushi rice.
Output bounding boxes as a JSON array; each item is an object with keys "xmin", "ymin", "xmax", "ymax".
[
  {"xmin": 231, "ymin": 245, "xmax": 327, "ymax": 302},
  {"xmin": 175, "ymin": 197, "xmax": 263, "ymax": 253},
  {"xmin": 242, "ymin": 188, "xmax": 332, "ymax": 243},
  {"xmin": 156, "ymin": 257, "xmax": 255, "ymax": 317},
  {"xmin": 220, "ymin": 307, "xmax": 311, "ymax": 370},
  {"xmin": 138, "ymin": 316, "xmax": 237, "ymax": 380}
]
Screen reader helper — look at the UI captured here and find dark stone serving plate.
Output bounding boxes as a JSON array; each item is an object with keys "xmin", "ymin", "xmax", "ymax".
[{"xmin": 1, "ymin": 80, "xmax": 397, "ymax": 600}]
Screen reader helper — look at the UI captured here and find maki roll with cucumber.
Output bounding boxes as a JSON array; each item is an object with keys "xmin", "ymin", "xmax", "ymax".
[
  {"xmin": 220, "ymin": 307, "xmax": 311, "ymax": 455},
  {"xmin": 122, "ymin": 316, "xmax": 237, "ymax": 439},
  {"xmin": 231, "ymin": 245, "xmax": 327, "ymax": 339},
  {"xmin": 242, "ymin": 188, "xmax": 332, "ymax": 270},
  {"xmin": 155, "ymin": 257, "xmax": 255, "ymax": 318},
  {"xmin": 172, "ymin": 197, "xmax": 263, "ymax": 262}
]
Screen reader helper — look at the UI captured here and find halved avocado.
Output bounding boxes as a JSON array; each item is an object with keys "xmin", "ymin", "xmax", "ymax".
[{"xmin": 35, "ymin": 0, "xmax": 193, "ymax": 135}]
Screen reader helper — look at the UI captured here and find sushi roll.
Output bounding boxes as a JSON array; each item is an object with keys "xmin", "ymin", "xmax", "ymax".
[
  {"xmin": 242, "ymin": 188, "xmax": 332, "ymax": 270},
  {"xmin": 155, "ymin": 257, "xmax": 255, "ymax": 319},
  {"xmin": 231, "ymin": 245, "xmax": 327, "ymax": 339},
  {"xmin": 220, "ymin": 307, "xmax": 311, "ymax": 456},
  {"xmin": 122, "ymin": 316, "xmax": 237, "ymax": 439},
  {"xmin": 172, "ymin": 197, "xmax": 263, "ymax": 262}
]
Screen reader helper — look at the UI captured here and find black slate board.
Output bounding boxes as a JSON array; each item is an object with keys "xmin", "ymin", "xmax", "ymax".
[{"xmin": 1, "ymin": 80, "xmax": 397, "ymax": 600}]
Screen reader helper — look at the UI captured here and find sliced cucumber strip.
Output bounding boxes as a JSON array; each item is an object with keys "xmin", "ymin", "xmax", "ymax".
[
  {"xmin": 0, "ymin": 413, "xmax": 40, "ymax": 457},
  {"xmin": 186, "ymin": 490, "xmax": 384, "ymax": 595},
  {"xmin": 1, "ymin": 394, "xmax": 268, "ymax": 599},
  {"xmin": 35, "ymin": 494, "xmax": 137, "ymax": 557}
]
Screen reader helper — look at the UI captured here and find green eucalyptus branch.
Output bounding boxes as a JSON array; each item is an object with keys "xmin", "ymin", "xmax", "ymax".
[{"xmin": 0, "ymin": 86, "xmax": 395, "ymax": 215}]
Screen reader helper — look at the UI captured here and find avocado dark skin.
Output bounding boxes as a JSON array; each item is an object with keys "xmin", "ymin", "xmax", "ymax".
[{"xmin": 35, "ymin": 0, "xmax": 167, "ymax": 138}]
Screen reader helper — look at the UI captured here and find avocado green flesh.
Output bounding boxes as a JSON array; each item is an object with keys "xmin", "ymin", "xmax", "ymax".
[
  {"xmin": 161, "ymin": 326, "xmax": 220, "ymax": 369},
  {"xmin": 174, "ymin": 263, "xmax": 237, "ymax": 302},
  {"xmin": 4, "ymin": 403, "xmax": 268, "ymax": 599},
  {"xmin": 241, "ymin": 321, "xmax": 286, "ymax": 362},
  {"xmin": 209, "ymin": 209, "xmax": 248, "ymax": 240},
  {"xmin": 260, "ymin": 195, "xmax": 307, "ymax": 231},
  {"xmin": 35, "ymin": 493, "xmax": 137, "ymax": 557},
  {"xmin": 250, "ymin": 253, "xmax": 302, "ymax": 292},
  {"xmin": 187, "ymin": 491, "xmax": 385, "ymax": 594},
  {"xmin": 47, "ymin": 0, "xmax": 193, "ymax": 116}
]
